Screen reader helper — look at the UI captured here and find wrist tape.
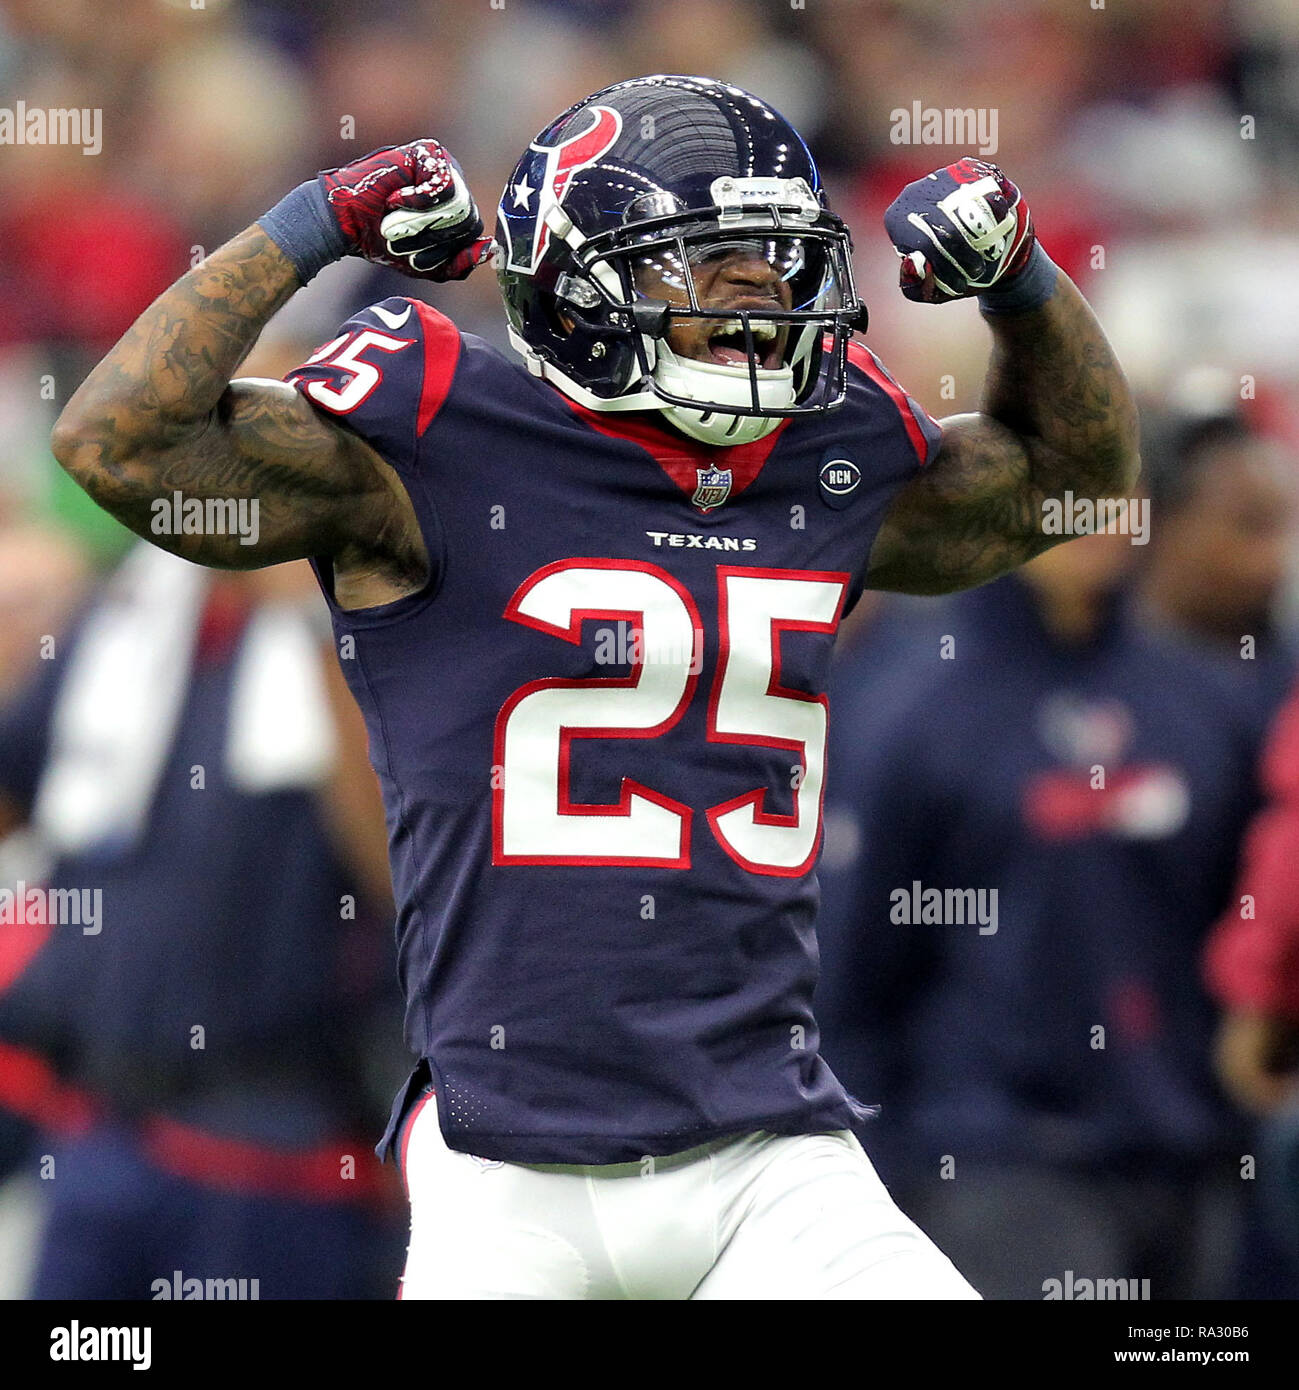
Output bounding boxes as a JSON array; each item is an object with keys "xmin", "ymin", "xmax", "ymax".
[
  {"xmin": 257, "ymin": 178, "xmax": 349, "ymax": 285},
  {"xmin": 978, "ymin": 242, "xmax": 1058, "ymax": 315}
]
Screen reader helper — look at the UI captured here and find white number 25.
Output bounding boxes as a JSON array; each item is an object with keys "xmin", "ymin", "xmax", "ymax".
[{"xmin": 492, "ymin": 559, "xmax": 846, "ymax": 876}]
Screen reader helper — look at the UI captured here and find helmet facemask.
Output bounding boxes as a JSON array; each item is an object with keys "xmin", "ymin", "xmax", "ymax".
[
  {"xmin": 504, "ymin": 175, "xmax": 867, "ymax": 446},
  {"xmin": 620, "ymin": 217, "xmax": 848, "ymax": 444}
]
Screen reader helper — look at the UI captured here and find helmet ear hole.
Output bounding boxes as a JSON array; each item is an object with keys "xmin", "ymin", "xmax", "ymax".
[
  {"xmin": 537, "ymin": 298, "xmax": 640, "ymax": 394},
  {"xmin": 545, "ymin": 292, "xmax": 587, "ymax": 340}
]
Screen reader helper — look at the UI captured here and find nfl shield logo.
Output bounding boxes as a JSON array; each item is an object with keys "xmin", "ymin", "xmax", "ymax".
[{"xmin": 692, "ymin": 466, "xmax": 732, "ymax": 512}]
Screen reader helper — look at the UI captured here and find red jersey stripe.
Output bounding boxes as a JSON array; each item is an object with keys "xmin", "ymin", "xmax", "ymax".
[
  {"xmin": 846, "ymin": 341, "xmax": 933, "ymax": 466},
  {"xmin": 413, "ymin": 301, "xmax": 461, "ymax": 436}
]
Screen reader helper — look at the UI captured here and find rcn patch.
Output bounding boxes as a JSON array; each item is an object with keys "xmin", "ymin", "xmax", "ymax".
[{"xmin": 818, "ymin": 454, "xmax": 862, "ymax": 509}]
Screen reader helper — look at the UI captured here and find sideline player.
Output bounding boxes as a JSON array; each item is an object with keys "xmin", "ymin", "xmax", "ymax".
[{"xmin": 50, "ymin": 75, "xmax": 1138, "ymax": 1298}]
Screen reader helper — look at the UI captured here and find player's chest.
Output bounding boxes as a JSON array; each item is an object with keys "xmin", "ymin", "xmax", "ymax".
[{"xmin": 427, "ymin": 424, "xmax": 891, "ymax": 604}]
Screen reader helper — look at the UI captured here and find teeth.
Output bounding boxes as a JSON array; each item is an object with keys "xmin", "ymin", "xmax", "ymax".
[{"xmin": 712, "ymin": 319, "xmax": 778, "ymax": 343}]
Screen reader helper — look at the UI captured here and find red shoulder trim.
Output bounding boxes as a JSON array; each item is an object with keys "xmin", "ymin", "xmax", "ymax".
[
  {"xmin": 562, "ymin": 396, "xmax": 790, "ymax": 509},
  {"xmin": 846, "ymin": 341, "xmax": 932, "ymax": 466},
  {"xmin": 412, "ymin": 300, "xmax": 461, "ymax": 436}
]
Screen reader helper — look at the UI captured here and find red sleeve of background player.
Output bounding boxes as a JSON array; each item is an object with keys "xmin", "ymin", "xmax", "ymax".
[{"xmin": 1204, "ymin": 682, "xmax": 1299, "ymax": 1019}]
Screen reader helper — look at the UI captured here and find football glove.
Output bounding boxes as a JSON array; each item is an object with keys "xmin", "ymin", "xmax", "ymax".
[
  {"xmin": 320, "ymin": 139, "xmax": 495, "ymax": 282},
  {"xmin": 883, "ymin": 158, "xmax": 1036, "ymax": 304}
]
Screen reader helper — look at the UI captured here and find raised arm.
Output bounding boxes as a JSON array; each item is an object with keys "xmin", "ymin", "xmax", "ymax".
[
  {"xmin": 51, "ymin": 228, "xmax": 399, "ymax": 571},
  {"xmin": 865, "ymin": 160, "xmax": 1139, "ymax": 596},
  {"xmin": 51, "ymin": 139, "xmax": 493, "ymax": 576}
]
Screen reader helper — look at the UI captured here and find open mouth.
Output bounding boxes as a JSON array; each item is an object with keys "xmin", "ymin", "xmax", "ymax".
[{"xmin": 706, "ymin": 318, "xmax": 784, "ymax": 370}]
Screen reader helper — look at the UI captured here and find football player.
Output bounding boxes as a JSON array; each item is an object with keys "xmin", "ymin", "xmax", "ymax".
[{"xmin": 51, "ymin": 75, "xmax": 1138, "ymax": 1299}]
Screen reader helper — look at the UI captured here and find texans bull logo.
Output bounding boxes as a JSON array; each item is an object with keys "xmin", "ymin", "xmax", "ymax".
[{"xmin": 506, "ymin": 105, "xmax": 623, "ymax": 272}]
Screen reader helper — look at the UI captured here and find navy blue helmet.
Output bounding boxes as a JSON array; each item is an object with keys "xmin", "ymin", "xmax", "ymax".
[{"xmin": 495, "ymin": 74, "xmax": 867, "ymax": 446}]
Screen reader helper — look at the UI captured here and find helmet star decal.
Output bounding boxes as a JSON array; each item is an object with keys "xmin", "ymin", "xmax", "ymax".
[{"xmin": 516, "ymin": 104, "xmax": 623, "ymax": 272}]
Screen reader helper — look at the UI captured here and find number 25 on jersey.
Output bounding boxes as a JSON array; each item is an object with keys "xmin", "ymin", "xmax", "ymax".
[{"xmin": 493, "ymin": 559, "xmax": 847, "ymax": 877}]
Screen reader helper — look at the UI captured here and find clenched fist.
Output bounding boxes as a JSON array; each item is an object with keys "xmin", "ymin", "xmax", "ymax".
[
  {"xmin": 320, "ymin": 140, "xmax": 494, "ymax": 281},
  {"xmin": 884, "ymin": 158, "xmax": 1036, "ymax": 305}
]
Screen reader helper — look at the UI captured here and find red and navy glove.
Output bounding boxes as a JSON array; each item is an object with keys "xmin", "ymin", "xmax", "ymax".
[
  {"xmin": 883, "ymin": 159, "xmax": 1050, "ymax": 310},
  {"xmin": 321, "ymin": 141, "xmax": 493, "ymax": 280},
  {"xmin": 259, "ymin": 139, "xmax": 494, "ymax": 285}
]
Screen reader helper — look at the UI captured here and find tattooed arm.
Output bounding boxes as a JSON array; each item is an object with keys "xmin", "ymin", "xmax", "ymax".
[
  {"xmin": 50, "ymin": 227, "xmax": 423, "ymax": 589},
  {"xmin": 866, "ymin": 270, "xmax": 1139, "ymax": 595},
  {"xmin": 867, "ymin": 160, "xmax": 1139, "ymax": 595},
  {"xmin": 52, "ymin": 140, "xmax": 490, "ymax": 597}
]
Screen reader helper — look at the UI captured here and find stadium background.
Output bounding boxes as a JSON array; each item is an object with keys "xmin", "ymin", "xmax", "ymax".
[{"xmin": 1, "ymin": 0, "xmax": 1298, "ymax": 1300}]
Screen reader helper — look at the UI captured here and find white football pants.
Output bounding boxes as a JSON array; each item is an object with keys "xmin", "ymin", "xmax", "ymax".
[{"xmin": 398, "ymin": 1091, "xmax": 979, "ymax": 1300}]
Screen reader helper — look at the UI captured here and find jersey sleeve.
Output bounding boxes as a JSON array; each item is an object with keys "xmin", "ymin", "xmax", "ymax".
[
  {"xmin": 845, "ymin": 341, "xmax": 943, "ymax": 470},
  {"xmin": 284, "ymin": 297, "xmax": 462, "ymax": 473}
]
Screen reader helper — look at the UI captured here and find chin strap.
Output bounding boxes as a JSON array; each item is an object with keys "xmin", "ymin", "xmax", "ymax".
[
  {"xmin": 658, "ymin": 402, "xmax": 783, "ymax": 446},
  {"xmin": 650, "ymin": 339, "xmax": 795, "ymax": 446}
]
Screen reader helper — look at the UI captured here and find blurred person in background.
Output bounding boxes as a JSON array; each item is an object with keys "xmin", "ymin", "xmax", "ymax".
[
  {"xmin": 0, "ymin": 520, "xmax": 90, "ymax": 1287},
  {"xmin": 1131, "ymin": 387, "xmax": 1299, "ymax": 1298},
  {"xmin": 1205, "ymin": 676, "xmax": 1299, "ymax": 1294},
  {"xmin": 0, "ymin": 534, "xmax": 406, "ymax": 1299},
  {"xmin": 0, "ymin": 522, "xmax": 90, "ymax": 707},
  {"xmin": 816, "ymin": 525, "xmax": 1266, "ymax": 1299},
  {"xmin": 1134, "ymin": 394, "xmax": 1297, "ymax": 726}
]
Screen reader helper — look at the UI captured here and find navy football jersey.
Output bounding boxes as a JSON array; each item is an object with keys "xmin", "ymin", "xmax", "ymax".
[{"xmin": 286, "ymin": 297, "xmax": 940, "ymax": 1164}]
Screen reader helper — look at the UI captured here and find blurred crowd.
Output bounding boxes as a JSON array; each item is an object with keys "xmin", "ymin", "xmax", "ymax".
[{"xmin": 2, "ymin": 0, "xmax": 1299, "ymax": 1299}]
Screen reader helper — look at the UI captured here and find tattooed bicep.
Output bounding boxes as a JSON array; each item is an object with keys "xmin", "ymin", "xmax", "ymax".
[
  {"xmin": 125, "ymin": 378, "xmax": 400, "ymax": 569},
  {"xmin": 866, "ymin": 412, "xmax": 1066, "ymax": 595},
  {"xmin": 177, "ymin": 378, "xmax": 369, "ymax": 500}
]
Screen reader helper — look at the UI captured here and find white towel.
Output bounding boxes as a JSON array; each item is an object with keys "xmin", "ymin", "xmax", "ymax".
[
  {"xmin": 225, "ymin": 601, "xmax": 334, "ymax": 794},
  {"xmin": 34, "ymin": 544, "xmax": 335, "ymax": 855}
]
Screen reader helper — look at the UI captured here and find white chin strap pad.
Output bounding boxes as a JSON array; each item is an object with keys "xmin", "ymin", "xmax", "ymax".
[{"xmin": 652, "ymin": 344, "xmax": 794, "ymax": 446}]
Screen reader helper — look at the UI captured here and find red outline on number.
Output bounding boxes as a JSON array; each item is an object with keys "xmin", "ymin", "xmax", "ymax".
[
  {"xmin": 491, "ymin": 558, "xmax": 702, "ymax": 869},
  {"xmin": 705, "ymin": 566, "xmax": 849, "ymax": 878},
  {"xmin": 297, "ymin": 329, "xmax": 415, "ymax": 416}
]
